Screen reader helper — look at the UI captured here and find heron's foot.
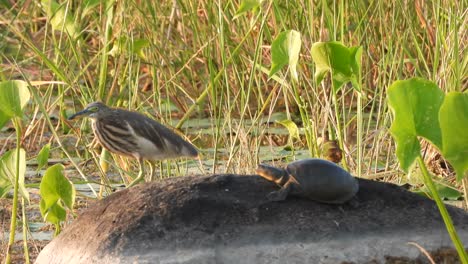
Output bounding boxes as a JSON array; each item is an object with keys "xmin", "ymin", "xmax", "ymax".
[{"xmin": 127, "ymin": 174, "xmax": 145, "ymax": 188}]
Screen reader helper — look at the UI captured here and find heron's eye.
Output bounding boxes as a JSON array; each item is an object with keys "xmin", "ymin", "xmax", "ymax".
[{"xmin": 88, "ymin": 106, "xmax": 99, "ymax": 112}]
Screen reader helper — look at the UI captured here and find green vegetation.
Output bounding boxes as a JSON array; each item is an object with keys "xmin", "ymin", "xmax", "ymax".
[
  {"xmin": 39, "ymin": 164, "xmax": 75, "ymax": 237},
  {"xmin": 0, "ymin": 0, "xmax": 466, "ymax": 262},
  {"xmin": 388, "ymin": 78, "xmax": 468, "ymax": 262},
  {"xmin": 0, "ymin": 80, "xmax": 31, "ymax": 263}
]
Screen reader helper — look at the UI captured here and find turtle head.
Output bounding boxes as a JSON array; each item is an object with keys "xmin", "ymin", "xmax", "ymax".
[{"xmin": 256, "ymin": 164, "xmax": 289, "ymax": 185}]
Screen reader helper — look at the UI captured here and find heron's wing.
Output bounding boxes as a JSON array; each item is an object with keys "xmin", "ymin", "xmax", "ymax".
[
  {"xmin": 124, "ymin": 111, "xmax": 197, "ymax": 157},
  {"xmin": 122, "ymin": 111, "xmax": 167, "ymax": 150}
]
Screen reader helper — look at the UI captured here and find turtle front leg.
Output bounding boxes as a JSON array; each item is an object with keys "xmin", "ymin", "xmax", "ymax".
[{"xmin": 266, "ymin": 181, "xmax": 292, "ymax": 202}]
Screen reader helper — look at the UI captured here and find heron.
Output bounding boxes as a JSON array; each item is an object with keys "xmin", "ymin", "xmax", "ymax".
[{"xmin": 68, "ymin": 101, "xmax": 199, "ymax": 187}]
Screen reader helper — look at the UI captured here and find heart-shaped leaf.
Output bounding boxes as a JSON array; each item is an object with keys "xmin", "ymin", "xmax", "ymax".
[
  {"xmin": 311, "ymin": 42, "xmax": 362, "ymax": 92},
  {"xmin": 387, "ymin": 78, "xmax": 444, "ymax": 172},
  {"xmin": 40, "ymin": 164, "xmax": 75, "ymax": 212}
]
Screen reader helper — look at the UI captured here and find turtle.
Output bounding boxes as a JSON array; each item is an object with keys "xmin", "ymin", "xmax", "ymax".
[{"xmin": 256, "ymin": 158, "xmax": 359, "ymax": 204}]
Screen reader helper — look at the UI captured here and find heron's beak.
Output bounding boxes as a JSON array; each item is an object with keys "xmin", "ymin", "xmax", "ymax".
[{"xmin": 68, "ymin": 109, "xmax": 91, "ymax": 120}]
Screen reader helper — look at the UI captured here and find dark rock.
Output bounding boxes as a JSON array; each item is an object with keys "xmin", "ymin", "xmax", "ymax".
[{"xmin": 35, "ymin": 175, "xmax": 468, "ymax": 264}]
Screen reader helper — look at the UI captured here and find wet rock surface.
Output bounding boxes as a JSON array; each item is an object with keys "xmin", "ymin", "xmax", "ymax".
[{"xmin": 35, "ymin": 174, "xmax": 468, "ymax": 264}]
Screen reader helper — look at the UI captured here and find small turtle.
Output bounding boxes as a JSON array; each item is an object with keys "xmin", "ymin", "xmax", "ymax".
[{"xmin": 256, "ymin": 158, "xmax": 359, "ymax": 204}]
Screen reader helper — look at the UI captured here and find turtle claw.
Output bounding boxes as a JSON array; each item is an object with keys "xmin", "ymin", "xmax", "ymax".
[
  {"xmin": 266, "ymin": 181, "xmax": 291, "ymax": 202},
  {"xmin": 266, "ymin": 190, "xmax": 288, "ymax": 202}
]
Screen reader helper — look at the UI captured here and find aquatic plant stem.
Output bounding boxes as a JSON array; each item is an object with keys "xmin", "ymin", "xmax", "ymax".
[
  {"xmin": 98, "ymin": 1, "xmax": 114, "ymax": 100},
  {"xmin": 356, "ymin": 92, "xmax": 363, "ymax": 177},
  {"xmin": 6, "ymin": 118, "xmax": 22, "ymax": 264},
  {"xmin": 22, "ymin": 197, "xmax": 30, "ymax": 263},
  {"xmin": 417, "ymin": 156, "xmax": 468, "ymax": 262},
  {"xmin": 331, "ymin": 90, "xmax": 348, "ymax": 171}
]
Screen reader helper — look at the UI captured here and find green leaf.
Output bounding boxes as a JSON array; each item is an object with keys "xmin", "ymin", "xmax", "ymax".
[
  {"xmin": 311, "ymin": 41, "xmax": 362, "ymax": 92},
  {"xmin": 276, "ymin": 119, "xmax": 300, "ymax": 140},
  {"xmin": 349, "ymin": 46, "xmax": 363, "ymax": 90},
  {"xmin": 132, "ymin": 39, "xmax": 150, "ymax": 59},
  {"xmin": 109, "ymin": 37, "xmax": 124, "ymax": 57},
  {"xmin": 0, "ymin": 112, "xmax": 10, "ymax": 129},
  {"xmin": 415, "ymin": 182, "xmax": 462, "ymax": 201},
  {"xmin": 387, "ymin": 78, "xmax": 445, "ymax": 172},
  {"xmin": 269, "ymin": 30, "xmax": 302, "ymax": 81},
  {"xmin": 40, "ymin": 164, "xmax": 75, "ymax": 211},
  {"xmin": 39, "ymin": 163, "xmax": 74, "ymax": 235},
  {"xmin": 234, "ymin": 0, "xmax": 262, "ymax": 18},
  {"xmin": 0, "ymin": 149, "xmax": 29, "ymax": 202},
  {"xmin": 109, "ymin": 37, "xmax": 149, "ymax": 59},
  {"xmin": 37, "ymin": 143, "xmax": 51, "ymax": 172},
  {"xmin": 40, "ymin": 198, "xmax": 66, "ymax": 225},
  {"xmin": 0, "ymin": 169, "xmax": 10, "ymax": 198},
  {"xmin": 439, "ymin": 92, "xmax": 468, "ymax": 180},
  {"xmin": 41, "ymin": 0, "xmax": 79, "ymax": 39},
  {"xmin": 0, "ymin": 0, "xmax": 12, "ymax": 8},
  {"xmin": 0, "ymin": 80, "xmax": 30, "ymax": 121}
]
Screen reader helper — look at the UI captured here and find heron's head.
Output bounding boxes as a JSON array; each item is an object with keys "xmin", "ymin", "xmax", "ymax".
[{"xmin": 68, "ymin": 101, "xmax": 110, "ymax": 120}]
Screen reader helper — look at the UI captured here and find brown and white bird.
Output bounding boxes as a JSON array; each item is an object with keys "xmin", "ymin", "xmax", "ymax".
[{"xmin": 68, "ymin": 101, "xmax": 198, "ymax": 187}]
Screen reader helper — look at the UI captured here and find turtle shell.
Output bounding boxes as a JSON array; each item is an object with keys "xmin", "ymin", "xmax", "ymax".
[{"xmin": 285, "ymin": 158, "xmax": 359, "ymax": 204}]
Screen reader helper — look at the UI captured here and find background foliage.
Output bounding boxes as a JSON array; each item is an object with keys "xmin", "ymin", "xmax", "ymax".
[{"xmin": 0, "ymin": 0, "xmax": 466, "ymax": 262}]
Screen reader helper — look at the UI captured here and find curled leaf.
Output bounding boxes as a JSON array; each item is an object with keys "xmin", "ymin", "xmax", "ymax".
[{"xmin": 269, "ymin": 30, "xmax": 302, "ymax": 81}]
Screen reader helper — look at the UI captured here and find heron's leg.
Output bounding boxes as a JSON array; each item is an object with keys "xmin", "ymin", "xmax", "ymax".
[
  {"xmin": 127, "ymin": 158, "xmax": 145, "ymax": 187},
  {"xmin": 148, "ymin": 162, "xmax": 155, "ymax": 182}
]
